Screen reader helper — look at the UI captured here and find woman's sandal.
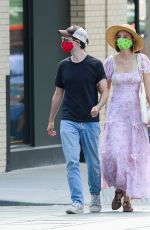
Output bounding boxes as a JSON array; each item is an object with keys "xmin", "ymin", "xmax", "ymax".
[
  {"xmin": 123, "ymin": 200, "xmax": 133, "ymax": 212},
  {"xmin": 112, "ymin": 189, "xmax": 124, "ymax": 210}
]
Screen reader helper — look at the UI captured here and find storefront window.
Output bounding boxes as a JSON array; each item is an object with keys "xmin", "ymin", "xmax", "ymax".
[
  {"xmin": 139, "ymin": 0, "xmax": 146, "ymax": 37},
  {"xmin": 127, "ymin": 0, "xmax": 135, "ymax": 27},
  {"xmin": 9, "ymin": 0, "xmax": 25, "ymax": 144},
  {"xmin": 143, "ymin": 0, "xmax": 150, "ymax": 57},
  {"xmin": 127, "ymin": 0, "xmax": 146, "ymax": 37}
]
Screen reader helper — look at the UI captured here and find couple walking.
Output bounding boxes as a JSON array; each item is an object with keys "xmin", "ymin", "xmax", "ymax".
[{"xmin": 47, "ymin": 23, "xmax": 150, "ymax": 214}]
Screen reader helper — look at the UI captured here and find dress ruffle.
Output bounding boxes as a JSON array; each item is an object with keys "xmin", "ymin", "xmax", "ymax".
[
  {"xmin": 102, "ymin": 54, "xmax": 150, "ymax": 199},
  {"xmin": 101, "ymin": 121, "xmax": 150, "ymax": 198}
]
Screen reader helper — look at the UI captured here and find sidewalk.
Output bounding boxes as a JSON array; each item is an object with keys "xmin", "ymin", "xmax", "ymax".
[
  {"xmin": 0, "ymin": 163, "xmax": 116, "ymax": 205},
  {"xmin": 0, "ymin": 204, "xmax": 150, "ymax": 230},
  {"xmin": 0, "ymin": 163, "xmax": 89, "ymax": 205},
  {"xmin": 0, "ymin": 163, "xmax": 150, "ymax": 230}
]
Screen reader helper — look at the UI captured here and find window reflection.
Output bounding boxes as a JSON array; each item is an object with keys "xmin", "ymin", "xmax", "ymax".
[
  {"xmin": 139, "ymin": 0, "xmax": 146, "ymax": 38},
  {"xmin": 127, "ymin": 0, "xmax": 135, "ymax": 27},
  {"xmin": 10, "ymin": 0, "xmax": 25, "ymax": 144},
  {"xmin": 127, "ymin": 0, "xmax": 146, "ymax": 37}
]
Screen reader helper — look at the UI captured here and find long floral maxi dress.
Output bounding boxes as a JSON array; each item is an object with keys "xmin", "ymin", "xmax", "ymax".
[{"xmin": 100, "ymin": 53, "xmax": 150, "ymax": 199}]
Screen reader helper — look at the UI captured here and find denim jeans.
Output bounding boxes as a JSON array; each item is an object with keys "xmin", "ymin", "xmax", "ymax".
[{"xmin": 60, "ymin": 120, "xmax": 101, "ymax": 205}]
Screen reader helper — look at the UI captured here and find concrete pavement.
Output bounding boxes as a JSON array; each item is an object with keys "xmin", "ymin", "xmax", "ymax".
[
  {"xmin": 0, "ymin": 163, "xmax": 88, "ymax": 205},
  {"xmin": 0, "ymin": 203, "xmax": 150, "ymax": 229},
  {"xmin": 0, "ymin": 163, "xmax": 116, "ymax": 205},
  {"xmin": 0, "ymin": 163, "xmax": 150, "ymax": 229}
]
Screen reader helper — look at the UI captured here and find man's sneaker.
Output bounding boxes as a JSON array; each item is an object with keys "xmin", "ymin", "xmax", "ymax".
[
  {"xmin": 66, "ymin": 201, "xmax": 84, "ymax": 214},
  {"xmin": 89, "ymin": 194, "xmax": 102, "ymax": 213}
]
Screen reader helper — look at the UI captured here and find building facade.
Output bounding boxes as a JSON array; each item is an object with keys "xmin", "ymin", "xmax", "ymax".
[
  {"xmin": 0, "ymin": 1, "xmax": 9, "ymax": 172},
  {"xmin": 0, "ymin": 0, "xmax": 148, "ymax": 172}
]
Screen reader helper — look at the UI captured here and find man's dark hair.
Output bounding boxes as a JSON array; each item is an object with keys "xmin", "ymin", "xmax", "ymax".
[{"xmin": 72, "ymin": 37, "xmax": 89, "ymax": 49}]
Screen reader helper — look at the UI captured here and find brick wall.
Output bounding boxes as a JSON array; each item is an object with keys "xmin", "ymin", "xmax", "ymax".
[
  {"xmin": 70, "ymin": 0, "xmax": 127, "ymax": 130},
  {"xmin": 106, "ymin": 0, "xmax": 127, "ymax": 56},
  {"xmin": 0, "ymin": 0, "xmax": 128, "ymax": 171},
  {"xmin": 0, "ymin": 0, "xmax": 9, "ymax": 172}
]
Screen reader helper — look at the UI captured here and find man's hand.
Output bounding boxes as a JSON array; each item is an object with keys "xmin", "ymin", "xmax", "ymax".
[
  {"xmin": 146, "ymin": 118, "xmax": 150, "ymax": 126},
  {"xmin": 47, "ymin": 121, "xmax": 57, "ymax": 136},
  {"xmin": 47, "ymin": 87, "xmax": 64, "ymax": 137},
  {"xmin": 91, "ymin": 105, "xmax": 100, "ymax": 117}
]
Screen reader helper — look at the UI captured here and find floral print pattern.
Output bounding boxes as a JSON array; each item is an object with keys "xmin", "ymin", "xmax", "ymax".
[{"xmin": 100, "ymin": 53, "xmax": 150, "ymax": 198}]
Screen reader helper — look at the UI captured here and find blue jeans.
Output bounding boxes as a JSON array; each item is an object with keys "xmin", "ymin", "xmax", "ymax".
[{"xmin": 60, "ymin": 120, "xmax": 101, "ymax": 205}]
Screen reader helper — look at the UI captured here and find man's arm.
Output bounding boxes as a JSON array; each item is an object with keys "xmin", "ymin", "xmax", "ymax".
[
  {"xmin": 91, "ymin": 79, "xmax": 108, "ymax": 118},
  {"xmin": 47, "ymin": 87, "xmax": 64, "ymax": 136}
]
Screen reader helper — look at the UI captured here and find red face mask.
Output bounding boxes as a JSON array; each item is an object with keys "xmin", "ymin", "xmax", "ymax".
[{"xmin": 61, "ymin": 41, "xmax": 74, "ymax": 53}]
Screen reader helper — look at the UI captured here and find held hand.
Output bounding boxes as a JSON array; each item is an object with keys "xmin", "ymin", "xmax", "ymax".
[
  {"xmin": 47, "ymin": 121, "xmax": 57, "ymax": 136},
  {"xmin": 91, "ymin": 105, "xmax": 100, "ymax": 117},
  {"xmin": 146, "ymin": 119, "xmax": 150, "ymax": 126},
  {"xmin": 144, "ymin": 118, "xmax": 150, "ymax": 127}
]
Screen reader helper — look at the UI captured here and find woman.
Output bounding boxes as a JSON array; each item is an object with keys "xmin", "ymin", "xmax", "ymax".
[{"xmin": 101, "ymin": 24, "xmax": 150, "ymax": 212}]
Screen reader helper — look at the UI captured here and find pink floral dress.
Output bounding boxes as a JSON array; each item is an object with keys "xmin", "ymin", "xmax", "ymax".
[{"xmin": 101, "ymin": 53, "xmax": 150, "ymax": 198}]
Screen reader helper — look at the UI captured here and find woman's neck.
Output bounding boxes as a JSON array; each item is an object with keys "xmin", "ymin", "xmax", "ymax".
[
  {"xmin": 118, "ymin": 50, "xmax": 135, "ymax": 59},
  {"xmin": 115, "ymin": 51, "xmax": 137, "ymax": 73}
]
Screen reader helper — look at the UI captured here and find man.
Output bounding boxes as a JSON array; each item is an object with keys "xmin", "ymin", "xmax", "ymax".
[{"xmin": 47, "ymin": 25, "xmax": 108, "ymax": 214}]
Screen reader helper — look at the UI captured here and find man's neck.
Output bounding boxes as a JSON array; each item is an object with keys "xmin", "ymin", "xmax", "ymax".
[{"xmin": 71, "ymin": 50, "xmax": 87, "ymax": 63}]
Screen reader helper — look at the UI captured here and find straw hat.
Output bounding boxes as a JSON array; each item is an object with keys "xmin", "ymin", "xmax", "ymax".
[{"xmin": 106, "ymin": 24, "xmax": 144, "ymax": 52}]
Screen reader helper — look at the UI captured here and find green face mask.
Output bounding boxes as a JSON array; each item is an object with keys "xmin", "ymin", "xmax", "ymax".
[{"xmin": 117, "ymin": 37, "xmax": 133, "ymax": 50}]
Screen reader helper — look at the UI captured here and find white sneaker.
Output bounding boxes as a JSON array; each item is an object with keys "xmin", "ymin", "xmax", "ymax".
[
  {"xmin": 89, "ymin": 194, "xmax": 102, "ymax": 213},
  {"xmin": 66, "ymin": 201, "xmax": 84, "ymax": 214}
]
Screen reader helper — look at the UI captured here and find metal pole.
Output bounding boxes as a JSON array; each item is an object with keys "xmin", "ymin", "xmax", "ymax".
[
  {"xmin": 135, "ymin": 0, "xmax": 140, "ymax": 33},
  {"xmin": 6, "ymin": 75, "xmax": 10, "ymax": 172}
]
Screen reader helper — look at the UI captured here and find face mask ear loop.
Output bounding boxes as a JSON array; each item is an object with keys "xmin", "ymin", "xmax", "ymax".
[
  {"xmin": 73, "ymin": 39, "xmax": 81, "ymax": 47},
  {"xmin": 132, "ymin": 39, "xmax": 135, "ymax": 53}
]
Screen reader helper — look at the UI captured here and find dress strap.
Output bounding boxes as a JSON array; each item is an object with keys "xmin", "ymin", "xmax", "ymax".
[
  {"xmin": 137, "ymin": 53, "xmax": 144, "ymax": 80},
  {"xmin": 111, "ymin": 56, "xmax": 117, "ymax": 73}
]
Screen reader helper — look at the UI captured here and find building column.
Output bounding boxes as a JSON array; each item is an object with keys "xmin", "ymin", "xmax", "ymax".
[{"xmin": 0, "ymin": 0, "xmax": 10, "ymax": 172}]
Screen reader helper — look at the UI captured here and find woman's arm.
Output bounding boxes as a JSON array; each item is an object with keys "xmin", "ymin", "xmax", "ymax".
[
  {"xmin": 91, "ymin": 79, "xmax": 108, "ymax": 117},
  {"xmin": 107, "ymin": 79, "xmax": 112, "ymax": 90},
  {"xmin": 144, "ymin": 73, "xmax": 150, "ymax": 106}
]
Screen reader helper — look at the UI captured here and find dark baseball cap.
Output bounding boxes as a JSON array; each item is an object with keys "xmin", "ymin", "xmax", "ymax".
[{"xmin": 58, "ymin": 25, "xmax": 88, "ymax": 43}]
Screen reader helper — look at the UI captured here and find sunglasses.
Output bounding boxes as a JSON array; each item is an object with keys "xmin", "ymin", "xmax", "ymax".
[{"xmin": 61, "ymin": 36, "xmax": 73, "ymax": 42}]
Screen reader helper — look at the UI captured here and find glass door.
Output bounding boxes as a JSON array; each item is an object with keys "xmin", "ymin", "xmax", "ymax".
[{"xmin": 9, "ymin": 0, "xmax": 25, "ymax": 144}]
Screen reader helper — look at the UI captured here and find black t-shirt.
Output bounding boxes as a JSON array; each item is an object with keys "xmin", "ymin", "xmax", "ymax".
[{"xmin": 55, "ymin": 55, "xmax": 106, "ymax": 122}]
